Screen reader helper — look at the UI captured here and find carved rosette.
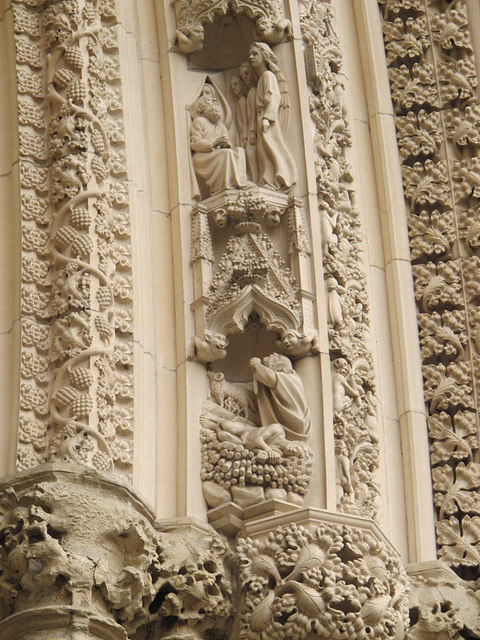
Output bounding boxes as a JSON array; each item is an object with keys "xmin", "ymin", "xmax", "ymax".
[
  {"xmin": 13, "ymin": 0, "xmax": 134, "ymax": 476},
  {"xmin": 0, "ymin": 467, "xmax": 233, "ymax": 640},
  {"xmin": 300, "ymin": 1, "xmax": 380, "ymax": 517},
  {"xmin": 236, "ymin": 515, "xmax": 409, "ymax": 640},
  {"xmin": 379, "ymin": 0, "xmax": 480, "ymax": 573}
]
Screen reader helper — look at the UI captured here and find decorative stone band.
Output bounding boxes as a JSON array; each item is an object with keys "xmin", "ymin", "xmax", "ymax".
[
  {"xmin": 300, "ymin": 0, "xmax": 381, "ymax": 518},
  {"xmin": 13, "ymin": 0, "xmax": 134, "ymax": 477},
  {"xmin": 378, "ymin": 0, "xmax": 480, "ymax": 573},
  {"xmin": 0, "ymin": 465, "xmax": 233, "ymax": 640},
  {"xmin": 235, "ymin": 508, "xmax": 409, "ymax": 640}
]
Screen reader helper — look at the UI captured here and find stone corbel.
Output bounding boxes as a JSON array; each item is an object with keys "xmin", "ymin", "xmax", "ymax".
[
  {"xmin": 173, "ymin": 0, "xmax": 292, "ymax": 54},
  {"xmin": 0, "ymin": 466, "xmax": 233, "ymax": 640},
  {"xmin": 234, "ymin": 508, "xmax": 409, "ymax": 640}
]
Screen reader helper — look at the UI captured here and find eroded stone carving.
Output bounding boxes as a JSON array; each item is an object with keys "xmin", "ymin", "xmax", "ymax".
[
  {"xmin": 236, "ymin": 520, "xmax": 409, "ymax": 640},
  {"xmin": 0, "ymin": 467, "xmax": 233, "ymax": 640},
  {"xmin": 379, "ymin": 0, "xmax": 480, "ymax": 573},
  {"xmin": 13, "ymin": 0, "xmax": 134, "ymax": 477},
  {"xmin": 407, "ymin": 562, "xmax": 480, "ymax": 640}
]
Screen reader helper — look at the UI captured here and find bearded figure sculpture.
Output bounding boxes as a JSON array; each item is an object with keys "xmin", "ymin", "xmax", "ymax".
[{"xmin": 190, "ymin": 84, "xmax": 248, "ymax": 197}]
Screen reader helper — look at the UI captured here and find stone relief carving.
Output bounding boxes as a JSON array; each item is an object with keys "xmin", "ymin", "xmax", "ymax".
[
  {"xmin": 174, "ymin": 0, "xmax": 291, "ymax": 54},
  {"xmin": 201, "ymin": 354, "xmax": 313, "ymax": 510},
  {"xmin": 190, "ymin": 83, "xmax": 248, "ymax": 197},
  {"xmin": 13, "ymin": 0, "xmax": 134, "ymax": 477},
  {"xmin": 300, "ymin": 0, "xmax": 380, "ymax": 517},
  {"xmin": 379, "ymin": 0, "xmax": 480, "ymax": 575},
  {"xmin": 0, "ymin": 468, "xmax": 233, "ymax": 640},
  {"xmin": 248, "ymin": 42, "xmax": 296, "ymax": 190},
  {"xmin": 186, "ymin": 50, "xmax": 317, "ymax": 524},
  {"xmin": 236, "ymin": 520, "xmax": 409, "ymax": 640}
]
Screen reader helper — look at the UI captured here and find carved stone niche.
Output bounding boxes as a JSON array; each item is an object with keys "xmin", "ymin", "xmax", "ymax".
[
  {"xmin": 0, "ymin": 465, "xmax": 233, "ymax": 640},
  {"xmin": 235, "ymin": 508, "xmax": 410, "ymax": 640},
  {"xmin": 174, "ymin": 0, "xmax": 292, "ymax": 57},
  {"xmin": 407, "ymin": 561, "xmax": 480, "ymax": 640}
]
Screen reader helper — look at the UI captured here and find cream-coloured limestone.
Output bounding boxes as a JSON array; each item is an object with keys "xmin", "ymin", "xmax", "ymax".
[
  {"xmin": 353, "ymin": 0, "xmax": 436, "ymax": 563},
  {"xmin": 0, "ymin": 5, "xmax": 20, "ymax": 479},
  {"xmin": 0, "ymin": 465, "xmax": 233, "ymax": 640}
]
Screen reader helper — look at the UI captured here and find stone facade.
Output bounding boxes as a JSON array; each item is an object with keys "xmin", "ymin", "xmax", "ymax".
[{"xmin": 0, "ymin": 0, "xmax": 479, "ymax": 638}]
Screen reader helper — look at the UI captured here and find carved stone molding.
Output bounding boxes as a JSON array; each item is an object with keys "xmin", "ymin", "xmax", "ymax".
[
  {"xmin": 235, "ymin": 509, "xmax": 409, "ymax": 640},
  {"xmin": 13, "ymin": 0, "xmax": 134, "ymax": 477},
  {"xmin": 379, "ymin": 0, "xmax": 480, "ymax": 574},
  {"xmin": 300, "ymin": 0, "xmax": 380, "ymax": 517},
  {"xmin": 0, "ymin": 466, "xmax": 233, "ymax": 640}
]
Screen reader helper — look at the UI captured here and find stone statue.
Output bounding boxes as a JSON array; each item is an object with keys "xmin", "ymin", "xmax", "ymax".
[
  {"xmin": 230, "ymin": 74, "xmax": 248, "ymax": 149},
  {"xmin": 239, "ymin": 62, "xmax": 259, "ymax": 183},
  {"xmin": 248, "ymin": 42, "xmax": 296, "ymax": 190},
  {"xmin": 190, "ymin": 84, "xmax": 247, "ymax": 196},
  {"xmin": 250, "ymin": 353, "xmax": 311, "ymax": 440},
  {"xmin": 275, "ymin": 328, "xmax": 319, "ymax": 358}
]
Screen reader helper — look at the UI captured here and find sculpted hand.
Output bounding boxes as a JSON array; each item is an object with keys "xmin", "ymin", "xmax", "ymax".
[
  {"xmin": 213, "ymin": 136, "xmax": 231, "ymax": 149},
  {"xmin": 261, "ymin": 118, "xmax": 271, "ymax": 133},
  {"xmin": 249, "ymin": 357, "xmax": 261, "ymax": 371}
]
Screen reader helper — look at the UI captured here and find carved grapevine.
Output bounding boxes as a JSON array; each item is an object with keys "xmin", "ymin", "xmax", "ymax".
[
  {"xmin": 237, "ymin": 522, "xmax": 409, "ymax": 640},
  {"xmin": 300, "ymin": 0, "xmax": 380, "ymax": 517},
  {"xmin": 13, "ymin": 0, "xmax": 134, "ymax": 477},
  {"xmin": 378, "ymin": 0, "xmax": 480, "ymax": 573}
]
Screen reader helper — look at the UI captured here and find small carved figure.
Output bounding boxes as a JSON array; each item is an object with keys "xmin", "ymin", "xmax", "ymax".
[
  {"xmin": 250, "ymin": 353, "xmax": 311, "ymax": 439},
  {"xmin": 275, "ymin": 329, "xmax": 319, "ymax": 358},
  {"xmin": 207, "ymin": 371, "xmax": 258, "ymax": 421},
  {"xmin": 327, "ymin": 276, "xmax": 344, "ymax": 327},
  {"xmin": 212, "ymin": 418, "xmax": 302, "ymax": 463},
  {"xmin": 239, "ymin": 62, "xmax": 259, "ymax": 183},
  {"xmin": 332, "ymin": 357, "xmax": 361, "ymax": 415},
  {"xmin": 230, "ymin": 74, "xmax": 248, "ymax": 148},
  {"xmin": 248, "ymin": 42, "xmax": 296, "ymax": 190},
  {"xmin": 192, "ymin": 333, "xmax": 228, "ymax": 363},
  {"xmin": 190, "ymin": 87, "xmax": 247, "ymax": 196}
]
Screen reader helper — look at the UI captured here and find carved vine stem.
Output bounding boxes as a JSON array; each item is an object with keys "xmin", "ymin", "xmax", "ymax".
[{"xmin": 13, "ymin": 0, "xmax": 134, "ymax": 477}]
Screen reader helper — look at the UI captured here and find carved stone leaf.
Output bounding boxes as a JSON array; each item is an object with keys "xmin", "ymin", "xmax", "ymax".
[
  {"xmin": 283, "ymin": 581, "xmax": 326, "ymax": 618},
  {"xmin": 428, "ymin": 411, "xmax": 477, "ymax": 463},
  {"xmin": 433, "ymin": 462, "xmax": 480, "ymax": 517},
  {"xmin": 361, "ymin": 594, "xmax": 391, "ymax": 625},
  {"xmin": 288, "ymin": 544, "xmax": 327, "ymax": 581},
  {"xmin": 251, "ymin": 554, "xmax": 281, "ymax": 582},
  {"xmin": 437, "ymin": 516, "xmax": 480, "ymax": 567},
  {"xmin": 250, "ymin": 590, "xmax": 275, "ymax": 631}
]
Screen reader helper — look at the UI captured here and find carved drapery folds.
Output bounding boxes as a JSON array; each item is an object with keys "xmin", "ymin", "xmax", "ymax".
[
  {"xmin": 236, "ymin": 515, "xmax": 409, "ymax": 640},
  {"xmin": 186, "ymin": 44, "xmax": 317, "ymax": 527},
  {"xmin": 300, "ymin": 1, "xmax": 380, "ymax": 517},
  {"xmin": 379, "ymin": 0, "xmax": 480, "ymax": 575},
  {"xmin": 0, "ymin": 467, "xmax": 233, "ymax": 640},
  {"xmin": 13, "ymin": 0, "xmax": 133, "ymax": 477}
]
